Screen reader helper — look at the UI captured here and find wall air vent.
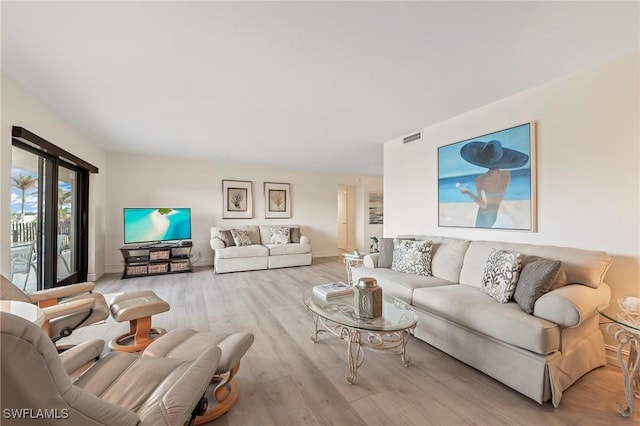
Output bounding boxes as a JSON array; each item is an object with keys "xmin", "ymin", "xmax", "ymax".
[{"xmin": 403, "ymin": 131, "xmax": 422, "ymax": 144}]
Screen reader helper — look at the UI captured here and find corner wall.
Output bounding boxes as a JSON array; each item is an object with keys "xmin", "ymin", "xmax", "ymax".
[
  {"xmin": 384, "ymin": 51, "xmax": 639, "ymax": 340},
  {"xmin": 105, "ymin": 152, "xmax": 382, "ymax": 273},
  {"xmin": 1, "ymin": 73, "xmax": 107, "ymax": 280}
]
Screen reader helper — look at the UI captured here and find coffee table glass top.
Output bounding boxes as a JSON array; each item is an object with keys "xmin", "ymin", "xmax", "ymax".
[
  {"xmin": 599, "ymin": 304, "xmax": 640, "ymax": 333},
  {"xmin": 303, "ymin": 288, "xmax": 418, "ymax": 332}
]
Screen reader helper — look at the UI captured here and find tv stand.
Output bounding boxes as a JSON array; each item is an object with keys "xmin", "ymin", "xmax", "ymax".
[{"xmin": 119, "ymin": 241, "xmax": 193, "ymax": 279}]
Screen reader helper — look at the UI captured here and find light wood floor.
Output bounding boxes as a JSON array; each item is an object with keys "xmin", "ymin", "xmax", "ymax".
[{"xmin": 66, "ymin": 257, "xmax": 636, "ymax": 426}]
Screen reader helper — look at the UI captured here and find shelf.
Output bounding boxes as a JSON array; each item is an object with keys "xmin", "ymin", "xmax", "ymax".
[{"xmin": 119, "ymin": 241, "xmax": 193, "ymax": 279}]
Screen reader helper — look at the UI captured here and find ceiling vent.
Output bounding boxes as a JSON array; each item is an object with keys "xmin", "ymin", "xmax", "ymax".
[{"xmin": 403, "ymin": 131, "xmax": 422, "ymax": 144}]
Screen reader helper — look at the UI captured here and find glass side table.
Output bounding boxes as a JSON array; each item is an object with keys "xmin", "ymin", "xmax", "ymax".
[{"xmin": 599, "ymin": 305, "xmax": 640, "ymax": 417}]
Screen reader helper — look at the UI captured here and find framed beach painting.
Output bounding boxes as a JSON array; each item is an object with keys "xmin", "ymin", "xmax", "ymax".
[
  {"xmin": 264, "ymin": 182, "xmax": 291, "ymax": 218},
  {"xmin": 437, "ymin": 122, "xmax": 537, "ymax": 231},
  {"xmin": 222, "ymin": 180, "xmax": 253, "ymax": 219}
]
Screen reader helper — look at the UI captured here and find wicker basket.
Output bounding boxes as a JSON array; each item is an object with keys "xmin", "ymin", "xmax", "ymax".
[
  {"xmin": 170, "ymin": 260, "xmax": 191, "ymax": 272},
  {"xmin": 126, "ymin": 265, "xmax": 148, "ymax": 275},
  {"xmin": 148, "ymin": 263, "xmax": 169, "ymax": 273},
  {"xmin": 150, "ymin": 249, "xmax": 171, "ymax": 260}
]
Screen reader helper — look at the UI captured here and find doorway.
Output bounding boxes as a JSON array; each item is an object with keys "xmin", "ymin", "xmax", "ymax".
[{"xmin": 337, "ymin": 184, "xmax": 356, "ymax": 253}]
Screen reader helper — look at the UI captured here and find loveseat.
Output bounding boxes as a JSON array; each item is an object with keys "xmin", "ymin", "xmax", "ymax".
[
  {"xmin": 210, "ymin": 225, "xmax": 312, "ymax": 273},
  {"xmin": 351, "ymin": 235, "xmax": 612, "ymax": 407}
]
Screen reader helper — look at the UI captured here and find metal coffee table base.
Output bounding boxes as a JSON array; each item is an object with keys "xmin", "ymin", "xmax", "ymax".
[{"xmin": 310, "ymin": 313, "xmax": 415, "ymax": 384}]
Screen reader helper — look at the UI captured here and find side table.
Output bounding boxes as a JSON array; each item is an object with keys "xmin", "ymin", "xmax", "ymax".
[
  {"xmin": 599, "ymin": 305, "xmax": 640, "ymax": 417},
  {"xmin": 0, "ymin": 300, "xmax": 45, "ymax": 328},
  {"xmin": 342, "ymin": 253, "xmax": 365, "ymax": 285}
]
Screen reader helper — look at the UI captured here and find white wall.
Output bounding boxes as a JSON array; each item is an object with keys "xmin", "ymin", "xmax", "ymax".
[
  {"xmin": 1, "ymin": 73, "xmax": 107, "ymax": 280},
  {"xmin": 384, "ymin": 51, "xmax": 639, "ymax": 346},
  {"xmin": 105, "ymin": 152, "xmax": 382, "ymax": 273}
]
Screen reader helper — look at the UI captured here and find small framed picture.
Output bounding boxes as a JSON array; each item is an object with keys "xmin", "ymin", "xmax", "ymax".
[
  {"xmin": 222, "ymin": 180, "xmax": 253, "ymax": 219},
  {"xmin": 264, "ymin": 182, "xmax": 291, "ymax": 218}
]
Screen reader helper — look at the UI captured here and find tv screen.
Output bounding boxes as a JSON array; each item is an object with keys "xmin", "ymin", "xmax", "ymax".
[{"xmin": 123, "ymin": 208, "xmax": 192, "ymax": 244}]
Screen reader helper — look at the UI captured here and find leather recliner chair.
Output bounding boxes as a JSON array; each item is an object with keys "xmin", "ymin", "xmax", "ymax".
[
  {"xmin": 0, "ymin": 274, "xmax": 109, "ymax": 343},
  {"xmin": 1, "ymin": 311, "xmax": 220, "ymax": 425}
]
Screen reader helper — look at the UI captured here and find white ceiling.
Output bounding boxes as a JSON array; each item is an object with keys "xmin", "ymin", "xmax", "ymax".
[{"xmin": 2, "ymin": 2, "xmax": 638, "ymax": 176}]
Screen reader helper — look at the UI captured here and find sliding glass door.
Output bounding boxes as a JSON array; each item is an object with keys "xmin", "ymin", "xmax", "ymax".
[{"xmin": 10, "ymin": 128, "xmax": 94, "ymax": 291}]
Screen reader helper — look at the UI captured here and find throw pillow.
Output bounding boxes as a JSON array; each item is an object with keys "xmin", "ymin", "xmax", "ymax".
[
  {"xmin": 481, "ymin": 249, "xmax": 522, "ymax": 303},
  {"xmin": 230, "ymin": 229, "xmax": 252, "ymax": 247},
  {"xmin": 218, "ymin": 230, "xmax": 235, "ymax": 247},
  {"xmin": 391, "ymin": 239, "xmax": 433, "ymax": 276},
  {"xmin": 377, "ymin": 237, "xmax": 394, "ymax": 268},
  {"xmin": 290, "ymin": 227, "xmax": 301, "ymax": 243},
  {"xmin": 513, "ymin": 256, "xmax": 562, "ymax": 314},
  {"xmin": 270, "ymin": 226, "xmax": 290, "ymax": 244}
]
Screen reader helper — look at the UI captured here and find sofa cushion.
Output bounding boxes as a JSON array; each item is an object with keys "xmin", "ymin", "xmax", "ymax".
[
  {"xmin": 459, "ymin": 240, "xmax": 612, "ymax": 289},
  {"xmin": 270, "ymin": 226, "xmax": 290, "ymax": 244},
  {"xmin": 429, "ymin": 237, "xmax": 471, "ymax": 283},
  {"xmin": 481, "ymin": 249, "xmax": 522, "ymax": 303},
  {"xmin": 514, "ymin": 256, "xmax": 562, "ymax": 314},
  {"xmin": 265, "ymin": 243, "xmax": 311, "ymax": 256},
  {"xmin": 215, "ymin": 245, "xmax": 269, "ymax": 259},
  {"xmin": 351, "ymin": 267, "xmax": 453, "ymax": 304},
  {"xmin": 391, "ymin": 239, "xmax": 432, "ymax": 276},
  {"xmin": 412, "ymin": 285, "xmax": 560, "ymax": 354},
  {"xmin": 230, "ymin": 229, "xmax": 252, "ymax": 246},
  {"xmin": 377, "ymin": 238, "xmax": 394, "ymax": 268}
]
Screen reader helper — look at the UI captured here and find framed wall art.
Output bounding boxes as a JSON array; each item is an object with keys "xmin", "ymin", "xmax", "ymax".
[
  {"xmin": 369, "ymin": 192, "xmax": 383, "ymax": 224},
  {"xmin": 222, "ymin": 180, "xmax": 253, "ymax": 219},
  {"xmin": 437, "ymin": 122, "xmax": 537, "ymax": 231},
  {"xmin": 264, "ymin": 182, "xmax": 291, "ymax": 218}
]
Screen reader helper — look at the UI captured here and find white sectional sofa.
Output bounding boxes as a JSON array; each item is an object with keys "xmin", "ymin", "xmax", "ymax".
[
  {"xmin": 352, "ymin": 235, "xmax": 612, "ymax": 407},
  {"xmin": 210, "ymin": 225, "xmax": 312, "ymax": 273}
]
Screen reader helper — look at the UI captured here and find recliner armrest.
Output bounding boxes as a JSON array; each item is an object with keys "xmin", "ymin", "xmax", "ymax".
[
  {"xmin": 142, "ymin": 347, "xmax": 221, "ymax": 426},
  {"xmin": 27, "ymin": 281, "xmax": 95, "ymax": 304},
  {"xmin": 61, "ymin": 339, "xmax": 105, "ymax": 374},
  {"xmin": 41, "ymin": 298, "xmax": 96, "ymax": 321}
]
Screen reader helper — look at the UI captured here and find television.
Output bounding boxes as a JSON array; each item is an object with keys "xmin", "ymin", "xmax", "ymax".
[{"xmin": 123, "ymin": 208, "xmax": 192, "ymax": 245}]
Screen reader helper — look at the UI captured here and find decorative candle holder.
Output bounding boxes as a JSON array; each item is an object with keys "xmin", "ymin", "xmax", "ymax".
[{"xmin": 354, "ymin": 277, "xmax": 382, "ymax": 319}]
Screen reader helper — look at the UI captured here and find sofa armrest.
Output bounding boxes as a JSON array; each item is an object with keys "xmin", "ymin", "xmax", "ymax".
[
  {"xmin": 300, "ymin": 235, "xmax": 311, "ymax": 245},
  {"xmin": 534, "ymin": 282, "xmax": 611, "ymax": 328},
  {"xmin": 363, "ymin": 253, "xmax": 379, "ymax": 268},
  {"xmin": 210, "ymin": 237, "xmax": 225, "ymax": 250}
]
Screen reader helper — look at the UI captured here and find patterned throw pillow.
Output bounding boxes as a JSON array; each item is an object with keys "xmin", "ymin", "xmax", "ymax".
[
  {"xmin": 270, "ymin": 226, "xmax": 290, "ymax": 244},
  {"xmin": 481, "ymin": 249, "xmax": 522, "ymax": 303},
  {"xmin": 230, "ymin": 229, "xmax": 252, "ymax": 247},
  {"xmin": 391, "ymin": 239, "xmax": 433, "ymax": 276}
]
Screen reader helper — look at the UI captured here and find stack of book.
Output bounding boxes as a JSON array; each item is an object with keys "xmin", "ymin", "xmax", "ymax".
[{"xmin": 313, "ymin": 282, "xmax": 353, "ymax": 300}]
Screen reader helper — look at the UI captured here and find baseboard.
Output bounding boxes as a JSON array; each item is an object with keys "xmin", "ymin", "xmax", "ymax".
[
  {"xmin": 605, "ymin": 343, "xmax": 623, "ymax": 366},
  {"xmin": 312, "ymin": 252, "xmax": 341, "ymax": 258}
]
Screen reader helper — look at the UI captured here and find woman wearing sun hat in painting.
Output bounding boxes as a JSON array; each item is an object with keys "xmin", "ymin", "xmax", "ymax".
[{"xmin": 456, "ymin": 140, "xmax": 529, "ymax": 228}]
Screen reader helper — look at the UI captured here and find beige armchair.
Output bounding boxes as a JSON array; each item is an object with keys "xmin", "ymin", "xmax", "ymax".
[
  {"xmin": 1, "ymin": 311, "xmax": 220, "ymax": 425},
  {"xmin": 0, "ymin": 274, "xmax": 109, "ymax": 343}
]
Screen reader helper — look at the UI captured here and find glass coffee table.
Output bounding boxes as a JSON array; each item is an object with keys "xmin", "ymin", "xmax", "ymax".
[
  {"xmin": 303, "ymin": 288, "xmax": 418, "ymax": 384},
  {"xmin": 599, "ymin": 304, "xmax": 640, "ymax": 417}
]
